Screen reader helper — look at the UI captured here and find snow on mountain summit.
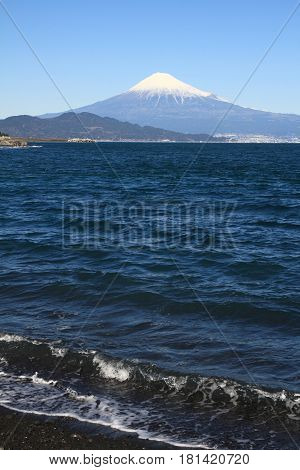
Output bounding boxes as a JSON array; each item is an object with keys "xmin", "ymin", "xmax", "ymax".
[
  {"xmin": 41, "ymin": 70, "xmax": 300, "ymax": 137},
  {"xmin": 129, "ymin": 72, "xmax": 216, "ymax": 101}
]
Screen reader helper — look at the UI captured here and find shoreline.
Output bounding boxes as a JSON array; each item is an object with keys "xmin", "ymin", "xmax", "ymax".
[
  {"xmin": 0, "ymin": 405, "xmax": 180, "ymax": 450},
  {"xmin": 26, "ymin": 139, "xmax": 300, "ymax": 144}
]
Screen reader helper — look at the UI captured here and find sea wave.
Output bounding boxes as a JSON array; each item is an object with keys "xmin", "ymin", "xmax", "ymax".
[{"xmin": 0, "ymin": 332, "xmax": 299, "ymax": 419}]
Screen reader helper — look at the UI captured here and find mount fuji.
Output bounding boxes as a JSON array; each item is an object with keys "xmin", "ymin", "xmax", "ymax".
[{"xmin": 47, "ymin": 73, "xmax": 300, "ymax": 137}]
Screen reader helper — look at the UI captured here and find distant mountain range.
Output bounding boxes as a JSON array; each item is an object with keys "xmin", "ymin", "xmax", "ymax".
[
  {"xmin": 0, "ymin": 112, "xmax": 221, "ymax": 142},
  {"xmin": 42, "ymin": 72, "xmax": 300, "ymax": 137}
]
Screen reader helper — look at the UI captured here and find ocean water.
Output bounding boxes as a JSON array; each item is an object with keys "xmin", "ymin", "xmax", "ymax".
[{"xmin": 0, "ymin": 142, "xmax": 299, "ymax": 449}]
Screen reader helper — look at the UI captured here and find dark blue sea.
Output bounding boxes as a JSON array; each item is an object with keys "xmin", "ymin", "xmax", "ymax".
[{"xmin": 0, "ymin": 142, "xmax": 299, "ymax": 449}]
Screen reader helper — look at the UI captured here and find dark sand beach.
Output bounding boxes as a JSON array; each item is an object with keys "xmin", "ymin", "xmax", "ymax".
[{"xmin": 0, "ymin": 406, "xmax": 177, "ymax": 450}]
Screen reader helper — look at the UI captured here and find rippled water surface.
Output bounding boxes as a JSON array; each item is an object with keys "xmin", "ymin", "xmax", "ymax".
[{"xmin": 0, "ymin": 143, "xmax": 299, "ymax": 448}]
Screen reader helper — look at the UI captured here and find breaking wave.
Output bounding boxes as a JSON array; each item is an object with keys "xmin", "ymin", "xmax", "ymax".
[{"xmin": 0, "ymin": 331, "xmax": 299, "ymax": 450}]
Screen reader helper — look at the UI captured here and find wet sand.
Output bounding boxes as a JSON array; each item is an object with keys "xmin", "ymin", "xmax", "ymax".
[{"xmin": 0, "ymin": 406, "xmax": 177, "ymax": 450}]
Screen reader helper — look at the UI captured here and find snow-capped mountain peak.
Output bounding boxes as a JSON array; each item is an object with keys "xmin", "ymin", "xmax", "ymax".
[
  {"xmin": 129, "ymin": 72, "xmax": 216, "ymax": 100},
  {"xmin": 52, "ymin": 71, "xmax": 300, "ymax": 138}
]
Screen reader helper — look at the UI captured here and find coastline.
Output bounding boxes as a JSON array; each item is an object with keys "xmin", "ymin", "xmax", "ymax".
[
  {"xmin": 26, "ymin": 138, "xmax": 300, "ymax": 144},
  {"xmin": 0, "ymin": 406, "xmax": 179, "ymax": 450},
  {"xmin": 0, "ymin": 136, "xmax": 27, "ymax": 147}
]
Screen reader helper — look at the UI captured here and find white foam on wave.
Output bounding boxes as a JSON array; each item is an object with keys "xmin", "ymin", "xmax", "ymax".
[
  {"xmin": 17, "ymin": 372, "xmax": 57, "ymax": 387},
  {"xmin": 49, "ymin": 346, "xmax": 67, "ymax": 357},
  {"xmin": 66, "ymin": 388, "xmax": 96, "ymax": 403},
  {"xmin": 0, "ymin": 333, "xmax": 25, "ymax": 343},
  {"xmin": 31, "ymin": 372, "xmax": 57, "ymax": 386},
  {"xmin": 0, "ymin": 333, "xmax": 41, "ymax": 345},
  {"xmin": 143, "ymin": 371, "xmax": 188, "ymax": 393},
  {"xmin": 0, "ymin": 332, "xmax": 67, "ymax": 359},
  {"xmin": 93, "ymin": 355, "xmax": 131, "ymax": 382}
]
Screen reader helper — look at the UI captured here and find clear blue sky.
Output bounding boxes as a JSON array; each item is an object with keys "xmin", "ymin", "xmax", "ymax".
[{"xmin": 1, "ymin": 0, "xmax": 300, "ymax": 118}]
